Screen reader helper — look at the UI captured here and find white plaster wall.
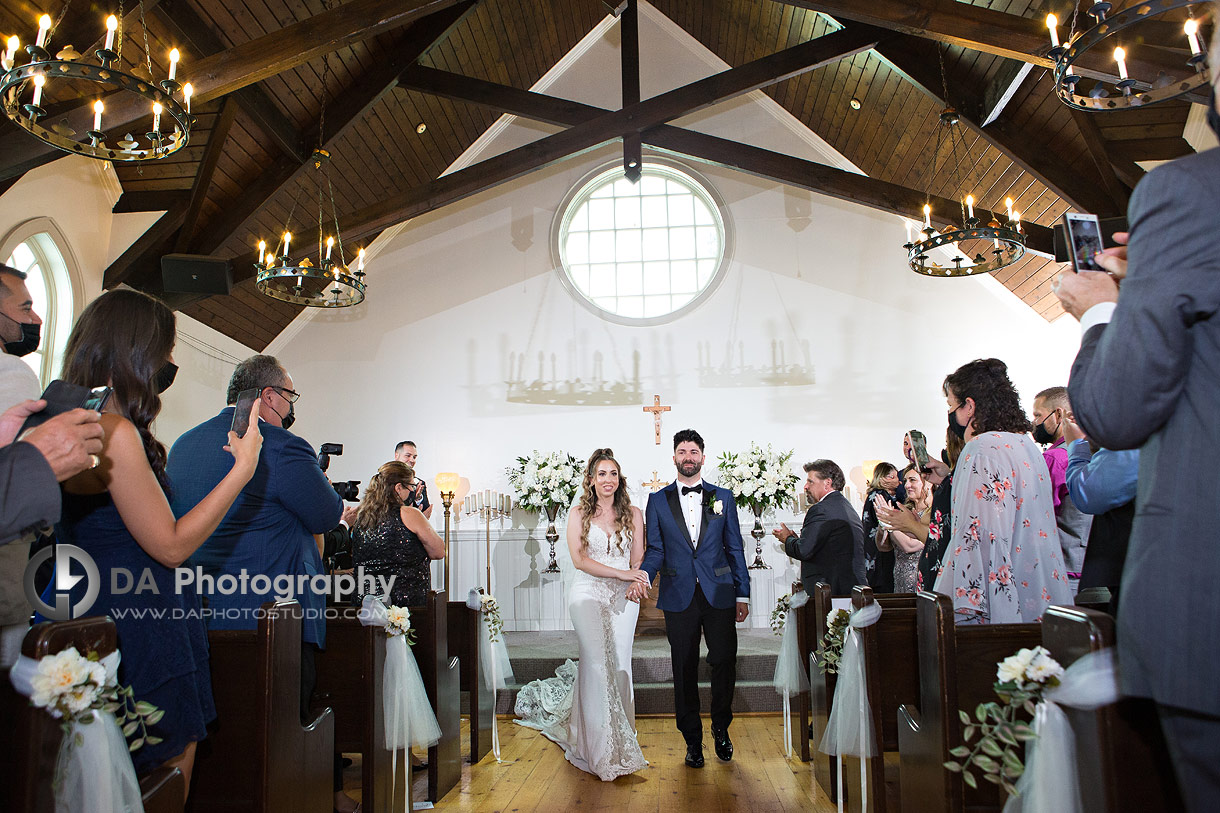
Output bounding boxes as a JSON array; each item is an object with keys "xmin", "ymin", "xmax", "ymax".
[{"xmin": 268, "ymin": 9, "xmax": 1081, "ymax": 629}]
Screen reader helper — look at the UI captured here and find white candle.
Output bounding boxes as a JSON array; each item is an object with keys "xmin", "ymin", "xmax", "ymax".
[
  {"xmin": 505, "ymin": 495, "xmax": 512, "ymax": 514},
  {"xmin": 1114, "ymin": 47, "xmax": 1128, "ymax": 81},
  {"xmin": 1013, "ymin": 211, "xmax": 1022, "ymax": 232},
  {"xmin": 1005, "ymin": 197, "xmax": 1014, "ymax": 221},
  {"xmin": 1185, "ymin": 20, "xmax": 1202, "ymax": 56},
  {"xmin": 104, "ymin": 15, "xmax": 117, "ymax": 51},
  {"xmin": 1046, "ymin": 14, "xmax": 1059, "ymax": 48},
  {"xmin": 257, "ymin": 240, "xmax": 266, "ymax": 264},
  {"xmin": 35, "ymin": 15, "xmax": 50, "ymax": 49},
  {"xmin": 4, "ymin": 36, "xmax": 18, "ymax": 68},
  {"xmin": 92, "ymin": 99, "xmax": 103, "ymax": 131},
  {"xmin": 282, "ymin": 232, "xmax": 291, "ymax": 256},
  {"xmin": 922, "ymin": 204, "xmax": 931, "ymax": 229},
  {"xmin": 356, "ymin": 247, "xmax": 365, "ymax": 271},
  {"xmin": 168, "ymin": 48, "xmax": 179, "ymax": 81},
  {"xmin": 477, "ymin": 492, "xmax": 484, "ymax": 510},
  {"xmin": 31, "ymin": 73, "xmax": 44, "ymax": 107},
  {"xmin": 965, "ymin": 194, "xmax": 975, "ymax": 220},
  {"xmin": 325, "ymin": 236, "xmax": 333, "ymax": 260},
  {"xmin": 183, "ymin": 82, "xmax": 192, "ymax": 114},
  {"xmin": 151, "ymin": 101, "xmax": 161, "ymax": 133}
]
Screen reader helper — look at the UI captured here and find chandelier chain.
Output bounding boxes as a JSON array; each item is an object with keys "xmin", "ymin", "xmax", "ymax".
[
  {"xmin": 117, "ymin": 0, "xmax": 125, "ymax": 61},
  {"xmin": 138, "ymin": 0, "xmax": 153, "ymax": 80}
]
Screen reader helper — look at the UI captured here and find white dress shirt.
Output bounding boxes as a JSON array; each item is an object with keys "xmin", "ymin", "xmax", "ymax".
[
  {"xmin": 679, "ymin": 481, "xmax": 704, "ymax": 546},
  {"xmin": 1080, "ymin": 301, "xmax": 1116, "ymax": 334}
]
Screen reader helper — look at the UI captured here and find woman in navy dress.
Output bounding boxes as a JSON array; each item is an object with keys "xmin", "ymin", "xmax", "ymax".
[{"xmin": 51, "ymin": 290, "xmax": 262, "ymax": 793}]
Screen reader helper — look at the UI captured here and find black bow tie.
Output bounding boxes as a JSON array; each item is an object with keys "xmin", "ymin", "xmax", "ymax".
[{"xmin": 681, "ymin": 484, "xmax": 703, "ymax": 496}]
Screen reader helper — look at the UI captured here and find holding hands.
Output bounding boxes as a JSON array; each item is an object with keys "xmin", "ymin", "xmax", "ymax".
[{"xmin": 623, "ymin": 569, "xmax": 651, "ymax": 603}]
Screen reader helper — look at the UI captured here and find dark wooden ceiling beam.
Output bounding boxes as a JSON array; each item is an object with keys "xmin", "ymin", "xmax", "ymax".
[
  {"xmin": 1108, "ymin": 136, "xmax": 1193, "ymax": 163},
  {"xmin": 397, "ymin": 66, "xmax": 1055, "ymax": 255},
  {"xmin": 777, "ymin": 0, "xmax": 1204, "ymax": 92},
  {"xmin": 112, "ymin": 190, "xmax": 190, "ymax": 213},
  {"xmin": 621, "ymin": 0, "xmax": 641, "ymax": 182},
  {"xmin": 1070, "ymin": 107, "xmax": 1131, "ymax": 211},
  {"xmin": 189, "ymin": 2, "xmax": 479, "ymax": 258},
  {"xmin": 0, "ymin": 0, "xmax": 467, "ymax": 182},
  {"xmin": 980, "ymin": 60, "xmax": 1032, "ymax": 127},
  {"xmin": 875, "ymin": 36, "xmax": 1120, "ymax": 215},
  {"xmin": 175, "ymin": 98, "xmax": 239, "ymax": 253},
  {"xmin": 101, "ymin": 205, "xmax": 187, "ymax": 289},
  {"xmin": 153, "ymin": 0, "xmax": 308, "ymax": 163}
]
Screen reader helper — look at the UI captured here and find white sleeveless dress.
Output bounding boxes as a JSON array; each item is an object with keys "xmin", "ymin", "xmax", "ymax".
[{"xmin": 514, "ymin": 524, "xmax": 648, "ymax": 781}]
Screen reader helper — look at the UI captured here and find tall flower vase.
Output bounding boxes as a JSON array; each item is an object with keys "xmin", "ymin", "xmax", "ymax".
[
  {"xmin": 542, "ymin": 503, "xmax": 562, "ymax": 573},
  {"xmin": 748, "ymin": 503, "xmax": 771, "ymax": 570}
]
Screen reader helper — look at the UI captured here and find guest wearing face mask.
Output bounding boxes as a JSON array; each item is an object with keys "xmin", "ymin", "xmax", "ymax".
[
  {"xmin": 935, "ymin": 358, "xmax": 1072, "ymax": 624},
  {"xmin": 350, "ymin": 461, "xmax": 445, "ymax": 607},
  {"xmin": 861, "ymin": 462, "xmax": 900, "ymax": 593},
  {"xmin": 1031, "ymin": 386, "xmax": 1091, "ymax": 596},
  {"xmin": 45, "ymin": 290, "xmax": 264, "ymax": 793}
]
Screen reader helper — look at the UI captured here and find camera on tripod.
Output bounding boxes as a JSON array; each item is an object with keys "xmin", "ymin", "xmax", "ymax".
[{"xmin": 318, "ymin": 442, "xmax": 360, "ymax": 501}]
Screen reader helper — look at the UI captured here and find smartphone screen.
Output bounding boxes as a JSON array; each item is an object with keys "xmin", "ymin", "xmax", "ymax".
[
  {"xmin": 231, "ymin": 388, "xmax": 259, "ymax": 438},
  {"xmin": 1064, "ymin": 213, "xmax": 1103, "ymax": 272},
  {"xmin": 82, "ymin": 386, "xmax": 112, "ymax": 413}
]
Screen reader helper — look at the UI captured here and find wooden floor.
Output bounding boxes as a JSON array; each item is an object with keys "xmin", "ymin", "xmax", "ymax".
[{"xmin": 395, "ymin": 715, "xmax": 836, "ymax": 812}]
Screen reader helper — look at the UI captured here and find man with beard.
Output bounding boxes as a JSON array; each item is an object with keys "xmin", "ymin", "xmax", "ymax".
[{"xmin": 637, "ymin": 429, "xmax": 750, "ymax": 769}]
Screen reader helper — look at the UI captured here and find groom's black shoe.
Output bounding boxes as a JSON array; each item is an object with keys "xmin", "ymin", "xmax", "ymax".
[
  {"xmin": 712, "ymin": 726, "xmax": 733, "ymax": 761},
  {"xmin": 685, "ymin": 742, "xmax": 705, "ymax": 768}
]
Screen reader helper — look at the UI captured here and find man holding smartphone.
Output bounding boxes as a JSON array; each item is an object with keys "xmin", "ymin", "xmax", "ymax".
[{"xmin": 393, "ymin": 440, "xmax": 432, "ymax": 518}]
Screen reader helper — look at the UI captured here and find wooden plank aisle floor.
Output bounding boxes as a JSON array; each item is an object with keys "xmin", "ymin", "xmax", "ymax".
[{"xmin": 342, "ymin": 714, "xmax": 837, "ymax": 812}]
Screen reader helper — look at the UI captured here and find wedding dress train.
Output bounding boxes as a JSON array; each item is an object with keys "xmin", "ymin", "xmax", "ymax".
[{"xmin": 514, "ymin": 524, "xmax": 648, "ymax": 781}]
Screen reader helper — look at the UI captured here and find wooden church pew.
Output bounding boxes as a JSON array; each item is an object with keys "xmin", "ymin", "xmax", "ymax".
[
  {"xmin": 896, "ymin": 591, "xmax": 1041, "ymax": 813},
  {"xmin": 1041, "ymin": 606, "xmax": 1184, "ymax": 812},
  {"xmin": 410, "ymin": 589, "xmax": 460, "ymax": 803},
  {"xmin": 0, "ymin": 616, "xmax": 185, "ymax": 813},
  {"xmin": 448, "ymin": 599, "xmax": 493, "ymax": 764},
  {"xmin": 837, "ymin": 586, "xmax": 918, "ymax": 813},
  {"xmin": 188, "ymin": 600, "xmax": 334, "ymax": 813},
  {"xmin": 787, "ymin": 580, "xmax": 815, "ymax": 763},
  {"xmin": 313, "ymin": 608, "xmax": 399, "ymax": 813},
  {"xmin": 807, "ymin": 582, "xmax": 836, "ymax": 797}
]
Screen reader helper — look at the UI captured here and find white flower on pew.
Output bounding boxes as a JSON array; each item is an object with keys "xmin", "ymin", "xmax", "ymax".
[
  {"xmin": 1026, "ymin": 649, "xmax": 1065, "ymax": 683},
  {"xmin": 384, "ymin": 605, "xmax": 417, "ymax": 644},
  {"xmin": 477, "ymin": 589, "xmax": 505, "ymax": 643},
  {"xmin": 815, "ymin": 608, "xmax": 852, "ymax": 674},
  {"xmin": 770, "ymin": 593, "xmax": 793, "ymax": 635}
]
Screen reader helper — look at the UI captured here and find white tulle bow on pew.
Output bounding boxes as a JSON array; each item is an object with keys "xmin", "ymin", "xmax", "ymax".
[
  {"xmin": 772, "ymin": 590, "xmax": 810, "ymax": 758},
  {"xmin": 10, "ymin": 650, "xmax": 144, "ymax": 813},
  {"xmin": 1003, "ymin": 648, "xmax": 1120, "ymax": 813},
  {"xmin": 818, "ymin": 602, "xmax": 883, "ymax": 813},
  {"xmin": 358, "ymin": 595, "xmax": 441, "ymax": 807},
  {"xmin": 468, "ymin": 589, "xmax": 514, "ymax": 761}
]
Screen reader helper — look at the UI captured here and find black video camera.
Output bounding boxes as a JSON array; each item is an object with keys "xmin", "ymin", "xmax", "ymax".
[{"xmin": 318, "ymin": 442, "xmax": 361, "ymax": 501}]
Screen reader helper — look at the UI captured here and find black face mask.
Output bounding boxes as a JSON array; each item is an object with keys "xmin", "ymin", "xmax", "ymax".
[
  {"xmin": 153, "ymin": 361, "xmax": 178, "ymax": 394},
  {"xmin": 1032, "ymin": 414, "xmax": 1060, "ymax": 445},
  {"xmin": 279, "ymin": 402, "xmax": 295, "ymax": 431},
  {"xmin": 948, "ymin": 407, "xmax": 967, "ymax": 439},
  {"xmin": 2, "ymin": 318, "xmax": 40, "ymax": 357}
]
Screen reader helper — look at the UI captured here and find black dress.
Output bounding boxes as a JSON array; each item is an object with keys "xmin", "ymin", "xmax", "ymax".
[
  {"xmin": 861, "ymin": 489, "xmax": 897, "ymax": 594},
  {"xmin": 351, "ymin": 511, "xmax": 431, "ymax": 607},
  {"xmin": 916, "ymin": 473, "xmax": 953, "ymax": 592}
]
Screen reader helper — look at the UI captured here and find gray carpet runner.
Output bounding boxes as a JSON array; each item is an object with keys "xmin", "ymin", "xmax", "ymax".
[{"xmin": 490, "ymin": 629, "xmax": 782, "ymax": 715}]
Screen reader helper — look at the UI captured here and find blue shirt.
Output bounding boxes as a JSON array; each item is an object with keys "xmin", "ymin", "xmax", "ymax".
[{"xmin": 1065, "ymin": 439, "xmax": 1139, "ymax": 516}]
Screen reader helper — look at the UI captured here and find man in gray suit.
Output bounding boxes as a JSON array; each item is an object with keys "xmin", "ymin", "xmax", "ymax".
[
  {"xmin": 1055, "ymin": 19, "xmax": 1220, "ymax": 807},
  {"xmin": 775, "ymin": 459, "xmax": 865, "ymax": 595}
]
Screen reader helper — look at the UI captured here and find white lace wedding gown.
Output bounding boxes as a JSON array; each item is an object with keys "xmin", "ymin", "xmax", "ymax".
[{"xmin": 514, "ymin": 524, "xmax": 648, "ymax": 781}]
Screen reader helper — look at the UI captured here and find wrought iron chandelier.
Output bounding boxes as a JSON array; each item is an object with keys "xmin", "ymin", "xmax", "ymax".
[
  {"xmin": 904, "ymin": 104, "xmax": 1026, "ymax": 278},
  {"xmin": 1046, "ymin": 1, "xmax": 1211, "ymax": 111},
  {"xmin": 254, "ymin": 51, "xmax": 366, "ymax": 309},
  {"xmin": 1, "ymin": 1, "xmax": 192, "ymax": 163}
]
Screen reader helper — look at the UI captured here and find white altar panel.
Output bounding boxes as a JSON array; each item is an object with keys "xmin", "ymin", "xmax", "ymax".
[{"xmin": 431, "ymin": 503, "xmax": 809, "ymax": 631}]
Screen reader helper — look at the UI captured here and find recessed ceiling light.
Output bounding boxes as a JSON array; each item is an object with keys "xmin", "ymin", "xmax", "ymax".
[
  {"xmin": 416, "ymin": 123, "xmax": 427, "ymax": 134},
  {"xmin": 849, "ymin": 98, "xmax": 862, "ymax": 110}
]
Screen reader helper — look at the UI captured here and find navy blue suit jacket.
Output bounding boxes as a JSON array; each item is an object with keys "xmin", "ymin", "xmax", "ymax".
[
  {"xmin": 167, "ymin": 408, "xmax": 341, "ymax": 646},
  {"xmin": 642, "ymin": 481, "xmax": 749, "ymax": 612}
]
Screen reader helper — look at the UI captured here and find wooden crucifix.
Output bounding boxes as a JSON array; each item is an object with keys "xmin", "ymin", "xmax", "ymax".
[
  {"xmin": 642, "ymin": 471, "xmax": 667, "ymax": 492},
  {"xmin": 642, "ymin": 395, "xmax": 671, "ymax": 445}
]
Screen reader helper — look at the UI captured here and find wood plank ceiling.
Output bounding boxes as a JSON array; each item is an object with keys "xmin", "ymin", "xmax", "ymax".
[{"xmin": 0, "ymin": 0, "xmax": 1202, "ymax": 347}]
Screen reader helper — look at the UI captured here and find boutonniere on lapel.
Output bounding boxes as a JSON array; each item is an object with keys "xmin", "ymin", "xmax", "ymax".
[{"xmin": 703, "ymin": 491, "xmax": 724, "ymax": 515}]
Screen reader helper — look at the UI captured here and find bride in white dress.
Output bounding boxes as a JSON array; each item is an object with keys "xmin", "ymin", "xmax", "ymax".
[{"xmin": 514, "ymin": 448, "xmax": 651, "ymax": 781}]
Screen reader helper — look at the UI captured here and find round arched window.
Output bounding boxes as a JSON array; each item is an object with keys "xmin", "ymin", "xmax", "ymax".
[
  {"xmin": 5, "ymin": 231, "xmax": 73, "ymax": 385},
  {"xmin": 554, "ymin": 161, "xmax": 730, "ymax": 324}
]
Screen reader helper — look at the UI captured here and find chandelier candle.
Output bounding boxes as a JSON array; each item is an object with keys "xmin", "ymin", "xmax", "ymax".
[
  {"xmin": 1114, "ymin": 47, "xmax": 1128, "ymax": 81},
  {"xmin": 92, "ymin": 100, "xmax": 103, "ymax": 131},
  {"xmin": 966, "ymin": 194, "xmax": 975, "ymax": 220},
  {"xmin": 923, "ymin": 204, "xmax": 931, "ymax": 229},
  {"xmin": 151, "ymin": 102, "xmax": 161, "ymax": 133},
  {"xmin": 183, "ymin": 83, "xmax": 192, "ymax": 114},
  {"xmin": 1046, "ymin": 14, "xmax": 1060, "ymax": 48},
  {"xmin": 2, "ymin": 36, "xmax": 17, "ymax": 70},
  {"xmin": 257, "ymin": 240, "xmax": 266, "ymax": 265},
  {"xmin": 1185, "ymin": 20, "xmax": 1202, "ymax": 56},
  {"xmin": 325, "ymin": 236, "xmax": 333, "ymax": 261},
  {"xmin": 35, "ymin": 15, "xmax": 50, "ymax": 49},
  {"xmin": 104, "ymin": 15, "xmax": 117, "ymax": 51},
  {"xmin": 168, "ymin": 49, "xmax": 178, "ymax": 81},
  {"xmin": 30, "ymin": 73, "xmax": 43, "ymax": 108}
]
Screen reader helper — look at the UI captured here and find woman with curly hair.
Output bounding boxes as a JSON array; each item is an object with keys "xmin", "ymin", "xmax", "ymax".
[
  {"xmin": 936, "ymin": 358, "xmax": 1072, "ymax": 623},
  {"xmin": 515, "ymin": 448, "xmax": 649, "ymax": 781}
]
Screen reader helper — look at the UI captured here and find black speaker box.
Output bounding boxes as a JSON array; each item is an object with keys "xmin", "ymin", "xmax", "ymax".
[{"xmin": 161, "ymin": 254, "xmax": 232, "ymax": 295}]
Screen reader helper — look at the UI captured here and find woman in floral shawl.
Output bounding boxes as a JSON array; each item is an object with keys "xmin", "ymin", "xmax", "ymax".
[{"xmin": 935, "ymin": 359, "xmax": 1073, "ymax": 623}]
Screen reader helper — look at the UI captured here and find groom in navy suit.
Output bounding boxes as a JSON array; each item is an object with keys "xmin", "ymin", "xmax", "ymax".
[{"xmin": 640, "ymin": 429, "xmax": 750, "ymax": 768}]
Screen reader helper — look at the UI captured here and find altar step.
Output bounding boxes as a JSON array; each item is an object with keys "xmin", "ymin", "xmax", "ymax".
[{"xmin": 487, "ymin": 629, "xmax": 783, "ymax": 716}]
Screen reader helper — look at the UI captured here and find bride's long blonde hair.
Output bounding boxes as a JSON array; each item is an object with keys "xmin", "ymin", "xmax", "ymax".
[{"xmin": 578, "ymin": 448, "xmax": 633, "ymax": 554}]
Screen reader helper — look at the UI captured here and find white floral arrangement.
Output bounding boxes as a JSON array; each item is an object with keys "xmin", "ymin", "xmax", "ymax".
[
  {"xmin": 814, "ymin": 608, "xmax": 852, "ymax": 674},
  {"xmin": 770, "ymin": 593, "xmax": 793, "ymax": 636},
  {"xmin": 30, "ymin": 646, "xmax": 163, "ymax": 752},
  {"xmin": 945, "ymin": 646, "xmax": 1065, "ymax": 795},
  {"xmin": 505, "ymin": 450, "xmax": 584, "ymax": 513},
  {"xmin": 477, "ymin": 589, "xmax": 505, "ymax": 643},
  {"xmin": 385, "ymin": 605, "xmax": 417, "ymax": 645},
  {"xmin": 716, "ymin": 443, "xmax": 800, "ymax": 514}
]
